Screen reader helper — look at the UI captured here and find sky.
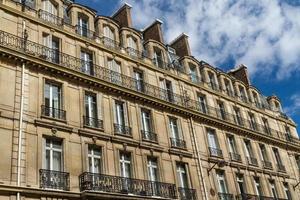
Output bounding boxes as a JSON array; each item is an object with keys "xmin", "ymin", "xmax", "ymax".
[{"xmin": 77, "ymin": 0, "xmax": 300, "ymax": 134}]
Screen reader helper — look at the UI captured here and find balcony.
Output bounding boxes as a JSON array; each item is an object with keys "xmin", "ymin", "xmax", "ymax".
[
  {"xmin": 247, "ymin": 157, "xmax": 258, "ymax": 166},
  {"xmin": 209, "ymin": 147, "xmax": 223, "ymax": 158},
  {"xmin": 39, "ymin": 169, "xmax": 69, "ymax": 191},
  {"xmin": 83, "ymin": 116, "xmax": 103, "ymax": 129},
  {"xmin": 218, "ymin": 192, "xmax": 234, "ymax": 200},
  {"xmin": 236, "ymin": 194, "xmax": 288, "ymax": 200},
  {"xmin": 114, "ymin": 123, "xmax": 132, "ymax": 137},
  {"xmin": 101, "ymin": 36, "xmax": 121, "ymax": 50},
  {"xmin": 141, "ymin": 130, "xmax": 158, "ymax": 143},
  {"xmin": 75, "ymin": 25, "xmax": 96, "ymax": 39},
  {"xmin": 277, "ymin": 164, "xmax": 286, "ymax": 172},
  {"xmin": 262, "ymin": 160, "xmax": 273, "ymax": 169},
  {"xmin": 38, "ymin": 9, "xmax": 64, "ymax": 27},
  {"xmin": 152, "ymin": 57, "xmax": 171, "ymax": 70},
  {"xmin": 126, "ymin": 47, "xmax": 145, "ymax": 59},
  {"xmin": 41, "ymin": 105, "xmax": 66, "ymax": 120},
  {"xmin": 79, "ymin": 172, "xmax": 177, "ymax": 198},
  {"xmin": 170, "ymin": 138, "xmax": 186, "ymax": 149},
  {"xmin": 229, "ymin": 152, "xmax": 242, "ymax": 162},
  {"xmin": 178, "ymin": 187, "xmax": 197, "ymax": 200}
]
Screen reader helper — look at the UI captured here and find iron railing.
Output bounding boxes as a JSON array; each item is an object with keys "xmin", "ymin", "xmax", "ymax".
[
  {"xmin": 141, "ymin": 130, "xmax": 158, "ymax": 142},
  {"xmin": 114, "ymin": 123, "xmax": 132, "ymax": 136},
  {"xmin": 178, "ymin": 187, "xmax": 197, "ymax": 200},
  {"xmin": 126, "ymin": 47, "xmax": 145, "ymax": 59},
  {"xmin": 277, "ymin": 164, "xmax": 286, "ymax": 172},
  {"xmin": 236, "ymin": 194, "xmax": 288, "ymax": 200},
  {"xmin": 101, "ymin": 36, "xmax": 121, "ymax": 50},
  {"xmin": 218, "ymin": 192, "xmax": 234, "ymax": 200},
  {"xmin": 41, "ymin": 105, "xmax": 66, "ymax": 120},
  {"xmin": 152, "ymin": 57, "xmax": 171, "ymax": 70},
  {"xmin": 38, "ymin": 9, "xmax": 64, "ymax": 27},
  {"xmin": 0, "ymin": 30, "xmax": 297, "ymax": 146},
  {"xmin": 83, "ymin": 116, "xmax": 103, "ymax": 129},
  {"xmin": 209, "ymin": 147, "xmax": 223, "ymax": 157},
  {"xmin": 39, "ymin": 169, "xmax": 69, "ymax": 191},
  {"xmin": 79, "ymin": 172, "xmax": 177, "ymax": 198},
  {"xmin": 170, "ymin": 137, "xmax": 186, "ymax": 149},
  {"xmin": 262, "ymin": 160, "xmax": 273, "ymax": 169},
  {"xmin": 247, "ymin": 157, "xmax": 258, "ymax": 166},
  {"xmin": 230, "ymin": 152, "xmax": 242, "ymax": 162},
  {"xmin": 75, "ymin": 25, "xmax": 96, "ymax": 39}
]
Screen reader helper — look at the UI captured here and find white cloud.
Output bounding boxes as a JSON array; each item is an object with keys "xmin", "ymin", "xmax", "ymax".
[
  {"xmin": 284, "ymin": 94, "xmax": 300, "ymax": 116},
  {"xmin": 119, "ymin": 0, "xmax": 300, "ymax": 80}
]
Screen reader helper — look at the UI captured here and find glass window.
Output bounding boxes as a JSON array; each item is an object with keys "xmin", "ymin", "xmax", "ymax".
[
  {"xmin": 273, "ymin": 148, "xmax": 282, "ymax": 165},
  {"xmin": 217, "ymin": 101, "xmax": 226, "ymax": 120},
  {"xmin": 45, "ymin": 138, "xmax": 63, "ymax": 171},
  {"xmin": 283, "ymin": 182, "xmax": 292, "ymax": 200},
  {"xmin": 248, "ymin": 113, "xmax": 256, "ymax": 130},
  {"xmin": 176, "ymin": 163, "xmax": 189, "ymax": 188},
  {"xmin": 115, "ymin": 101, "xmax": 125, "ymax": 126},
  {"xmin": 227, "ymin": 135, "xmax": 237, "ymax": 153},
  {"xmin": 198, "ymin": 94, "xmax": 207, "ymax": 113},
  {"xmin": 189, "ymin": 64, "xmax": 198, "ymax": 83},
  {"xmin": 119, "ymin": 152, "xmax": 131, "ymax": 178},
  {"xmin": 80, "ymin": 51, "xmax": 93, "ymax": 75},
  {"xmin": 169, "ymin": 117, "xmax": 180, "ymax": 139},
  {"xmin": 108, "ymin": 59, "xmax": 121, "ymax": 83},
  {"xmin": 147, "ymin": 157, "xmax": 158, "ymax": 182},
  {"xmin": 44, "ymin": 81, "xmax": 61, "ymax": 117},
  {"xmin": 78, "ymin": 16, "xmax": 89, "ymax": 37},
  {"xmin": 236, "ymin": 174, "xmax": 246, "ymax": 194},
  {"xmin": 269, "ymin": 180, "xmax": 278, "ymax": 198},
  {"xmin": 134, "ymin": 70, "xmax": 144, "ymax": 92},
  {"xmin": 216, "ymin": 171, "xmax": 228, "ymax": 194},
  {"xmin": 208, "ymin": 129, "xmax": 218, "ymax": 149},
  {"xmin": 42, "ymin": 0, "xmax": 57, "ymax": 15},
  {"xmin": 259, "ymin": 144, "xmax": 268, "ymax": 161},
  {"xmin": 233, "ymin": 107, "xmax": 243, "ymax": 126},
  {"xmin": 85, "ymin": 93, "xmax": 97, "ymax": 126},
  {"xmin": 244, "ymin": 140, "xmax": 254, "ymax": 158},
  {"xmin": 88, "ymin": 145, "xmax": 101, "ymax": 174},
  {"xmin": 239, "ymin": 86, "xmax": 247, "ymax": 102},
  {"xmin": 153, "ymin": 49, "xmax": 163, "ymax": 68},
  {"xmin": 141, "ymin": 109, "xmax": 152, "ymax": 133},
  {"xmin": 103, "ymin": 25, "xmax": 115, "ymax": 40},
  {"xmin": 254, "ymin": 177, "xmax": 263, "ymax": 196},
  {"xmin": 127, "ymin": 36, "xmax": 138, "ymax": 57}
]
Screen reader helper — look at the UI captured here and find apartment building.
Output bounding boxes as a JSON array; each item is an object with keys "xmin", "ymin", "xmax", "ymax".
[{"xmin": 0, "ymin": 0, "xmax": 299, "ymax": 200}]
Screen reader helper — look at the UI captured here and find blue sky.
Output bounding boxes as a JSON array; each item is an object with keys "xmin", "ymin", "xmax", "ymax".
[{"xmin": 77, "ymin": 0, "xmax": 300, "ymax": 134}]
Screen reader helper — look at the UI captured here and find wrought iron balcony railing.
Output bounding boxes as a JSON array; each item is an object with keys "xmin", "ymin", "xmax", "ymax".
[
  {"xmin": 141, "ymin": 130, "xmax": 158, "ymax": 142},
  {"xmin": 39, "ymin": 169, "xmax": 70, "ymax": 191},
  {"xmin": 38, "ymin": 9, "xmax": 64, "ymax": 27},
  {"xmin": 114, "ymin": 123, "xmax": 132, "ymax": 136},
  {"xmin": 101, "ymin": 36, "xmax": 121, "ymax": 50},
  {"xmin": 247, "ymin": 157, "xmax": 258, "ymax": 166},
  {"xmin": 83, "ymin": 116, "xmax": 103, "ymax": 129},
  {"xmin": 230, "ymin": 152, "xmax": 242, "ymax": 162},
  {"xmin": 79, "ymin": 172, "xmax": 177, "ymax": 198},
  {"xmin": 277, "ymin": 164, "xmax": 286, "ymax": 172},
  {"xmin": 236, "ymin": 194, "xmax": 288, "ymax": 200},
  {"xmin": 41, "ymin": 105, "xmax": 66, "ymax": 120},
  {"xmin": 0, "ymin": 30, "xmax": 297, "ymax": 146},
  {"xmin": 218, "ymin": 192, "xmax": 234, "ymax": 200},
  {"xmin": 262, "ymin": 160, "xmax": 273, "ymax": 169},
  {"xmin": 178, "ymin": 187, "xmax": 197, "ymax": 200},
  {"xmin": 209, "ymin": 147, "xmax": 223, "ymax": 157},
  {"xmin": 75, "ymin": 25, "xmax": 96, "ymax": 39},
  {"xmin": 170, "ymin": 137, "xmax": 186, "ymax": 149},
  {"xmin": 126, "ymin": 47, "xmax": 145, "ymax": 59},
  {"xmin": 152, "ymin": 57, "xmax": 171, "ymax": 70}
]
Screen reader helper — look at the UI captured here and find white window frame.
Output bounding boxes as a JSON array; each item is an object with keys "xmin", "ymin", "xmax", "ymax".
[{"xmin": 87, "ymin": 145, "xmax": 102, "ymax": 174}]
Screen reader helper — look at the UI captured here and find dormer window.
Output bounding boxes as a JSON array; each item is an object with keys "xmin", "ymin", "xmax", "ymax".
[
  {"xmin": 224, "ymin": 79, "xmax": 234, "ymax": 97},
  {"xmin": 42, "ymin": 0, "xmax": 57, "ymax": 15},
  {"xmin": 153, "ymin": 48, "xmax": 164, "ymax": 69},
  {"xmin": 208, "ymin": 72, "xmax": 218, "ymax": 91},
  {"xmin": 40, "ymin": 0, "xmax": 59, "ymax": 25},
  {"xmin": 252, "ymin": 92, "xmax": 260, "ymax": 108},
  {"xmin": 274, "ymin": 101, "xmax": 281, "ymax": 112},
  {"xmin": 189, "ymin": 64, "xmax": 198, "ymax": 83},
  {"xmin": 127, "ymin": 36, "xmax": 138, "ymax": 57},
  {"xmin": 77, "ymin": 15, "xmax": 89, "ymax": 37},
  {"xmin": 103, "ymin": 25, "xmax": 116, "ymax": 48},
  {"xmin": 239, "ymin": 86, "xmax": 247, "ymax": 103}
]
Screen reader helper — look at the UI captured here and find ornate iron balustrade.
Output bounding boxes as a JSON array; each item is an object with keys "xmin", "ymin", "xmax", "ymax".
[
  {"xmin": 126, "ymin": 47, "xmax": 145, "ymax": 59},
  {"xmin": 152, "ymin": 58, "xmax": 171, "ymax": 70},
  {"xmin": 41, "ymin": 105, "xmax": 66, "ymax": 120},
  {"xmin": 83, "ymin": 116, "xmax": 103, "ymax": 129},
  {"xmin": 218, "ymin": 192, "xmax": 234, "ymax": 200},
  {"xmin": 247, "ymin": 157, "xmax": 258, "ymax": 166},
  {"xmin": 209, "ymin": 147, "xmax": 223, "ymax": 157},
  {"xmin": 236, "ymin": 194, "xmax": 288, "ymax": 200},
  {"xmin": 39, "ymin": 169, "xmax": 70, "ymax": 191},
  {"xmin": 262, "ymin": 160, "xmax": 273, "ymax": 169},
  {"xmin": 75, "ymin": 25, "xmax": 96, "ymax": 39},
  {"xmin": 101, "ymin": 36, "xmax": 121, "ymax": 50},
  {"xmin": 178, "ymin": 187, "xmax": 197, "ymax": 200},
  {"xmin": 38, "ymin": 9, "xmax": 64, "ymax": 27},
  {"xmin": 0, "ymin": 30, "xmax": 296, "ymax": 146},
  {"xmin": 230, "ymin": 152, "xmax": 242, "ymax": 162},
  {"xmin": 141, "ymin": 130, "xmax": 158, "ymax": 142},
  {"xmin": 170, "ymin": 137, "xmax": 186, "ymax": 149},
  {"xmin": 277, "ymin": 164, "xmax": 286, "ymax": 172},
  {"xmin": 114, "ymin": 123, "xmax": 132, "ymax": 136},
  {"xmin": 79, "ymin": 172, "xmax": 177, "ymax": 198}
]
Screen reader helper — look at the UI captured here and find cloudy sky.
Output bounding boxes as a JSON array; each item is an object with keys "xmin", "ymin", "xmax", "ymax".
[{"xmin": 78, "ymin": 0, "xmax": 300, "ymax": 133}]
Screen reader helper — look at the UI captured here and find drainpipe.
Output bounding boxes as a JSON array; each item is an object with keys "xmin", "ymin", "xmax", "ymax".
[
  {"xmin": 189, "ymin": 116, "xmax": 209, "ymax": 200},
  {"xmin": 16, "ymin": 20, "xmax": 26, "ymax": 200}
]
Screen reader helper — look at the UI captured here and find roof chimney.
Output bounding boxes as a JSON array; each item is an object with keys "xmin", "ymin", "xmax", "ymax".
[
  {"xmin": 112, "ymin": 3, "xmax": 133, "ymax": 28},
  {"xmin": 228, "ymin": 65, "xmax": 251, "ymax": 86},
  {"xmin": 143, "ymin": 19, "xmax": 164, "ymax": 43},
  {"xmin": 169, "ymin": 33, "xmax": 191, "ymax": 58}
]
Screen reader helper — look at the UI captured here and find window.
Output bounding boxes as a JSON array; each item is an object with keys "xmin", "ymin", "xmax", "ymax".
[
  {"xmin": 248, "ymin": 113, "xmax": 257, "ymax": 130},
  {"xmin": 84, "ymin": 93, "xmax": 98, "ymax": 127},
  {"xmin": 239, "ymin": 86, "xmax": 247, "ymax": 102},
  {"xmin": 262, "ymin": 118, "xmax": 270, "ymax": 135},
  {"xmin": 88, "ymin": 145, "xmax": 102, "ymax": 174},
  {"xmin": 224, "ymin": 79, "xmax": 233, "ymax": 97},
  {"xmin": 44, "ymin": 81, "xmax": 62, "ymax": 118},
  {"xmin": 141, "ymin": 109, "xmax": 154, "ymax": 140},
  {"xmin": 108, "ymin": 59, "xmax": 121, "ymax": 83},
  {"xmin": 153, "ymin": 49, "xmax": 163, "ymax": 68},
  {"xmin": 115, "ymin": 101, "xmax": 125, "ymax": 128},
  {"xmin": 198, "ymin": 94, "xmax": 207, "ymax": 113},
  {"xmin": 41, "ymin": 0, "xmax": 58, "ymax": 24},
  {"xmin": 208, "ymin": 72, "xmax": 218, "ymax": 90},
  {"xmin": 42, "ymin": 33, "xmax": 60, "ymax": 63},
  {"xmin": 285, "ymin": 126, "xmax": 292, "ymax": 140},
  {"xmin": 78, "ymin": 16, "xmax": 89, "ymax": 37},
  {"xmin": 208, "ymin": 129, "xmax": 221, "ymax": 157},
  {"xmin": 269, "ymin": 180, "xmax": 278, "ymax": 198},
  {"xmin": 80, "ymin": 51, "xmax": 93, "ymax": 75},
  {"xmin": 273, "ymin": 148, "xmax": 284, "ymax": 171},
  {"xmin": 127, "ymin": 36, "xmax": 138, "ymax": 56},
  {"xmin": 160, "ymin": 79, "xmax": 174, "ymax": 102},
  {"xmin": 227, "ymin": 135, "xmax": 237, "ymax": 153},
  {"xmin": 244, "ymin": 140, "xmax": 256, "ymax": 165},
  {"xmin": 169, "ymin": 117, "xmax": 180, "ymax": 139},
  {"xmin": 216, "ymin": 171, "xmax": 228, "ymax": 195},
  {"xmin": 147, "ymin": 157, "xmax": 158, "ymax": 182},
  {"xmin": 44, "ymin": 138, "xmax": 63, "ymax": 171},
  {"xmin": 283, "ymin": 183, "xmax": 292, "ymax": 200},
  {"xmin": 217, "ymin": 101, "xmax": 226, "ymax": 120},
  {"xmin": 233, "ymin": 107, "xmax": 243, "ymax": 126},
  {"xmin": 296, "ymin": 155, "xmax": 300, "ymax": 170},
  {"xmin": 189, "ymin": 64, "xmax": 198, "ymax": 83},
  {"xmin": 134, "ymin": 70, "xmax": 144, "ymax": 92},
  {"xmin": 119, "ymin": 152, "xmax": 131, "ymax": 178},
  {"xmin": 236, "ymin": 174, "xmax": 246, "ymax": 195},
  {"xmin": 252, "ymin": 92, "xmax": 260, "ymax": 108},
  {"xmin": 259, "ymin": 144, "xmax": 269, "ymax": 162},
  {"xmin": 103, "ymin": 25, "xmax": 116, "ymax": 48},
  {"xmin": 176, "ymin": 163, "xmax": 189, "ymax": 188},
  {"xmin": 254, "ymin": 177, "xmax": 263, "ymax": 196}
]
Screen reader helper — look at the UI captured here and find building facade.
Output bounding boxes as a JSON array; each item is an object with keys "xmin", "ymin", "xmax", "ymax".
[{"xmin": 0, "ymin": 0, "xmax": 299, "ymax": 200}]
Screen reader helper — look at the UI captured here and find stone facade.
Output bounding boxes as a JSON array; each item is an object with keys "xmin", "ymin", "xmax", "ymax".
[{"xmin": 0, "ymin": 1, "xmax": 299, "ymax": 200}]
